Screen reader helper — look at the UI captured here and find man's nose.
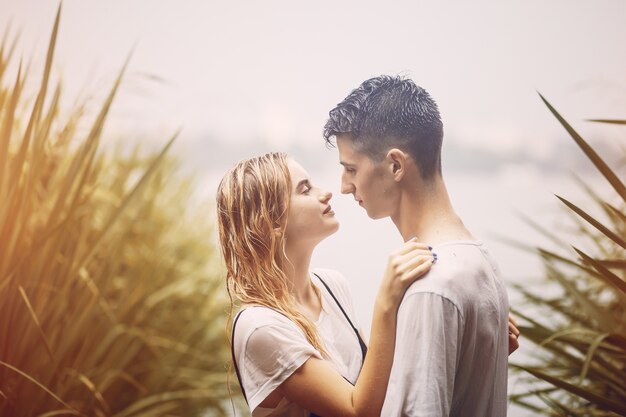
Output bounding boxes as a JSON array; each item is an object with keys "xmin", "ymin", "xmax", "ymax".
[{"xmin": 341, "ymin": 179, "xmax": 355, "ymax": 195}]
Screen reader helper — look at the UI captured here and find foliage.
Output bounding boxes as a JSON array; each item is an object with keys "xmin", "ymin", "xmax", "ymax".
[
  {"xmin": 0, "ymin": 6, "xmax": 232, "ymax": 417},
  {"xmin": 510, "ymin": 95, "xmax": 626, "ymax": 416}
]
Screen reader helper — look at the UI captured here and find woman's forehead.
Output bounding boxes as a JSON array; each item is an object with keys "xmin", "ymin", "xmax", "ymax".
[{"xmin": 286, "ymin": 158, "xmax": 310, "ymax": 181}]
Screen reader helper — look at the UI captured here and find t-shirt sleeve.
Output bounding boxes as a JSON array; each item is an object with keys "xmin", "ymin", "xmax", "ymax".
[
  {"xmin": 240, "ymin": 317, "xmax": 323, "ymax": 412},
  {"xmin": 383, "ymin": 292, "xmax": 464, "ymax": 417}
]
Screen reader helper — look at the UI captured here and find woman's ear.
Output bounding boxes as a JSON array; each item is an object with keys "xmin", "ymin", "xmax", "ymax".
[{"xmin": 386, "ymin": 148, "xmax": 407, "ymax": 182}]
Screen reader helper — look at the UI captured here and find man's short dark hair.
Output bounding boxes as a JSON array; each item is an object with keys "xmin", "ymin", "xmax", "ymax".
[{"xmin": 323, "ymin": 75, "xmax": 444, "ymax": 179}]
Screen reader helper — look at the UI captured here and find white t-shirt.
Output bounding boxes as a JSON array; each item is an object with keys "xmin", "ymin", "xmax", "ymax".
[
  {"xmin": 381, "ymin": 241, "xmax": 510, "ymax": 417},
  {"xmin": 232, "ymin": 268, "xmax": 364, "ymax": 417}
]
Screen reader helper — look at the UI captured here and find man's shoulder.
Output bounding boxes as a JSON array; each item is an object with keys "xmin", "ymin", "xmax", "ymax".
[{"xmin": 403, "ymin": 241, "xmax": 501, "ymax": 304}]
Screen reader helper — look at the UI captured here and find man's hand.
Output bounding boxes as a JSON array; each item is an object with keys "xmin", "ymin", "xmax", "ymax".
[{"xmin": 508, "ymin": 313, "xmax": 520, "ymax": 355}]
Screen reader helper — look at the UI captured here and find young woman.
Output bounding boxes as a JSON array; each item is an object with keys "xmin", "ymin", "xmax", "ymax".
[{"xmin": 216, "ymin": 152, "xmax": 435, "ymax": 417}]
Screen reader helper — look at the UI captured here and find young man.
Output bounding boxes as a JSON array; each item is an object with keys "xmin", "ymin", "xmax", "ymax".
[{"xmin": 323, "ymin": 75, "xmax": 514, "ymax": 416}]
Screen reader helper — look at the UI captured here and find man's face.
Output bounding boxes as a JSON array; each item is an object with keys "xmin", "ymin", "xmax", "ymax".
[{"xmin": 336, "ymin": 135, "xmax": 398, "ymax": 220}]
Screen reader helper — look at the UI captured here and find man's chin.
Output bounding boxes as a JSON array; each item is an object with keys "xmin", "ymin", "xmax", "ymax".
[{"xmin": 364, "ymin": 209, "xmax": 387, "ymax": 220}]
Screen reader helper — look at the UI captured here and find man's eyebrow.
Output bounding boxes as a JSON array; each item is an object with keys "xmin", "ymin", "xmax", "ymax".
[{"xmin": 339, "ymin": 161, "xmax": 354, "ymax": 167}]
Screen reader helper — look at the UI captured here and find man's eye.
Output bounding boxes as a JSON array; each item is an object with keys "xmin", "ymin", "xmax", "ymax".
[{"xmin": 346, "ymin": 168, "xmax": 355, "ymax": 174}]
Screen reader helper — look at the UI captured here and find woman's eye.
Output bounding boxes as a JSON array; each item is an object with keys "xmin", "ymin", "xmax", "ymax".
[{"xmin": 302, "ymin": 186, "xmax": 311, "ymax": 194}]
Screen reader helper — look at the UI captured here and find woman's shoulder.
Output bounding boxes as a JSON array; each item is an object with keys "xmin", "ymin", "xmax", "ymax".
[
  {"xmin": 310, "ymin": 267, "xmax": 349, "ymax": 291},
  {"xmin": 235, "ymin": 306, "xmax": 294, "ymax": 333},
  {"xmin": 233, "ymin": 307, "xmax": 316, "ymax": 359},
  {"xmin": 310, "ymin": 268, "xmax": 358, "ymax": 312}
]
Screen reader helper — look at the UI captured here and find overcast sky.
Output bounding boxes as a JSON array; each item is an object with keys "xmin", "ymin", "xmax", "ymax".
[{"xmin": 2, "ymin": 1, "xmax": 625, "ymax": 415}]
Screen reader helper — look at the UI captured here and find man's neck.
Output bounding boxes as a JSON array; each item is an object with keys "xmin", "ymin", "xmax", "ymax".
[{"xmin": 391, "ymin": 176, "xmax": 475, "ymax": 245}]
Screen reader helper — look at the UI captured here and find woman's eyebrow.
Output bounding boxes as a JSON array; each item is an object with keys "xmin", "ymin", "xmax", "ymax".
[{"xmin": 295, "ymin": 179, "xmax": 311, "ymax": 190}]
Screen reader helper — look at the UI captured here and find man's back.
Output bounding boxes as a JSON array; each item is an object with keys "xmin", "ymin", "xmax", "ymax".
[{"xmin": 381, "ymin": 240, "xmax": 509, "ymax": 417}]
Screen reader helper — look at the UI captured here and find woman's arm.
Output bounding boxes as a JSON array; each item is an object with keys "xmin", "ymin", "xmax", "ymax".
[{"xmin": 278, "ymin": 239, "xmax": 434, "ymax": 417}]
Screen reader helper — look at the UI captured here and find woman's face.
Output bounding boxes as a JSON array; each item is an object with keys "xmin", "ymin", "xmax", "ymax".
[{"xmin": 284, "ymin": 158, "xmax": 339, "ymax": 244}]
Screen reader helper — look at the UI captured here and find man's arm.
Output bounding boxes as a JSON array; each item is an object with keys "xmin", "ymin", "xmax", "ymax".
[{"xmin": 384, "ymin": 292, "xmax": 463, "ymax": 417}]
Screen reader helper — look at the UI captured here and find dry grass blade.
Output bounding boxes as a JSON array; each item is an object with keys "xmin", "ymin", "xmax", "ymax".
[
  {"xmin": 587, "ymin": 119, "xmax": 626, "ymax": 125},
  {"xmin": 547, "ymin": 266, "xmax": 617, "ymax": 331},
  {"xmin": 0, "ymin": 25, "xmax": 20, "ymax": 83},
  {"xmin": 0, "ymin": 8, "xmax": 232, "ymax": 417},
  {"xmin": 77, "ymin": 131, "xmax": 178, "ymax": 269},
  {"xmin": 35, "ymin": 411, "xmax": 83, "ymax": 417},
  {"xmin": 110, "ymin": 389, "xmax": 215, "ymax": 417},
  {"xmin": 0, "ymin": 361, "xmax": 82, "ymax": 415},
  {"xmin": 517, "ymin": 210, "xmax": 569, "ymax": 248},
  {"xmin": 17, "ymin": 286, "xmax": 57, "ymax": 364},
  {"xmin": 556, "ymin": 195, "xmax": 626, "ymax": 249},
  {"xmin": 0, "ymin": 61, "xmax": 22, "ymax": 173},
  {"xmin": 512, "ymin": 94, "xmax": 626, "ymax": 416},
  {"xmin": 46, "ymin": 51, "xmax": 132, "ymax": 234},
  {"xmin": 513, "ymin": 365, "xmax": 626, "ymax": 416},
  {"xmin": 539, "ymin": 93, "xmax": 626, "ymax": 202},
  {"xmin": 573, "ymin": 247, "xmax": 626, "ymax": 297},
  {"xmin": 579, "ymin": 333, "xmax": 611, "ymax": 383}
]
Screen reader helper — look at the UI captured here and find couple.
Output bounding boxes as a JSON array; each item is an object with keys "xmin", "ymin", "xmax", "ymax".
[{"xmin": 216, "ymin": 76, "xmax": 518, "ymax": 417}]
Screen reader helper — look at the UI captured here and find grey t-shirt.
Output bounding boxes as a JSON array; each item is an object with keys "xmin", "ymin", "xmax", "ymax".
[{"xmin": 381, "ymin": 241, "xmax": 509, "ymax": 417}]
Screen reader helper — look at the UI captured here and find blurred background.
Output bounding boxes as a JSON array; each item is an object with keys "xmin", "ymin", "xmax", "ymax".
[{"xmin": 1, "ymin": 0, "xmax": 624, "ymax": 416}]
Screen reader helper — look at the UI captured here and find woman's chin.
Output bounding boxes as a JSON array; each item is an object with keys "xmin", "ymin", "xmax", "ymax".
[{"xmin": 325, "ymin": 221, "xmax": 340, "ymax": 236}]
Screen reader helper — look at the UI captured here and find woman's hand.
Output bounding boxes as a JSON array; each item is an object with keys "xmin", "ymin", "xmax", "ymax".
[
  {"xmin": 508, "ymin": 313, "xmax": 520, "ymax": 355},
  {"xmin": 377, "ymin": 238, "xmax": 434, "ymax": 311}
]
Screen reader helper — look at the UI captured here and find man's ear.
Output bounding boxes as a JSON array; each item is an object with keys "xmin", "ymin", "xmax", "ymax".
[{"xmin": 386, "ymin": 148, "xmax": 407, "ymax": 181}]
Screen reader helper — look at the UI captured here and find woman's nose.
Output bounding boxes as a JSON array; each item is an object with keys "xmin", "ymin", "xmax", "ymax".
[{"xmin": 319, "ymin": 190, "xmax": 332, "ymax": 203}]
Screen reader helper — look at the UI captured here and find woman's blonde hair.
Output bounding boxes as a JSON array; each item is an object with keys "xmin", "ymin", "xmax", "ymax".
[{"xmin": 216, "ymin": 152, "xmax": 326, "ymax": 353}]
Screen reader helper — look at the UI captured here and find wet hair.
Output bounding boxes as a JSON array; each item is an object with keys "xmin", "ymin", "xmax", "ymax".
[
  {"xmin": 216, "ymin": 152, "xmax": 326, "ymax": 353},
  {"xmin": 324, "ymin": 75, "xmax": 444, "ymax": 179}
]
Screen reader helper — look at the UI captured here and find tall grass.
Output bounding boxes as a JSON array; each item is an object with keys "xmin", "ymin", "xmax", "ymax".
[
  {"xmin": 510, "ymin": 95, "xmax": 626, "ymax": 416},
  {"xmin": 0, "ymin": 6, "xmax": 231, "ymax": 417}
]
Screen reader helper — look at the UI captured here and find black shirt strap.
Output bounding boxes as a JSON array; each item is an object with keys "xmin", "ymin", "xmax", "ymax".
[
  {"xmin": 312, "ymin": 272, "xmax": 368, "ymax": 362},
  {"xmin": 231, "ymin": 309, "xmax": 248, "ymax": 404}
]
